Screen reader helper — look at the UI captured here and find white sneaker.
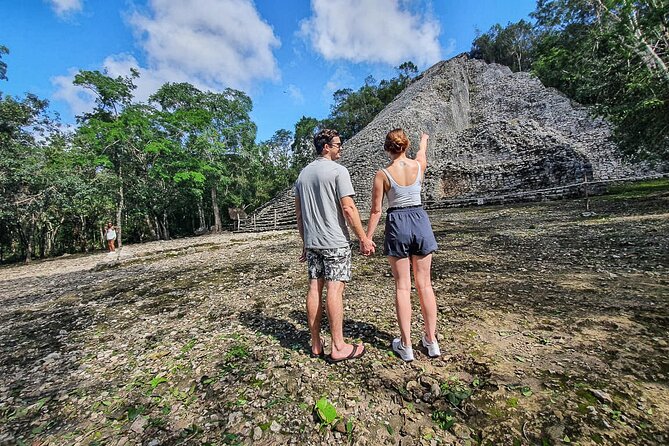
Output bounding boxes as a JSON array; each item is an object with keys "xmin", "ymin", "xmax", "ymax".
[
  {"xmin": 421, "ymin": 334, "xmax": 441, "ymax": 358},
  {"xmin": 392, "ymin": 338, "xmax": 414, "ymax": 362}
]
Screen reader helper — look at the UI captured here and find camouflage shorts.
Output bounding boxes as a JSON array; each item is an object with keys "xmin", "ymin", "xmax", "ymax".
[{"xmin": 306, "ymin": 247, "xmax": 352, "ymax": 282}]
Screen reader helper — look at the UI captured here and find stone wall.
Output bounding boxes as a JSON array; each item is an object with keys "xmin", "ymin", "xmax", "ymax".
[{"xmin": 239, "ymin": 54, "xmax": 648, "ymax": 232}]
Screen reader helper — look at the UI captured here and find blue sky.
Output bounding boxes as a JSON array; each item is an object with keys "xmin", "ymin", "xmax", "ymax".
[{"xmin": 2, "ymin": 0, "xmax": 537, "ymax": 142}]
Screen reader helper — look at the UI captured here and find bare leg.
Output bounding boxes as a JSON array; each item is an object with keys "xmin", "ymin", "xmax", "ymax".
[
  {"xmin": 389, "ymin": 256, "xmax": 413, "ymax": 346},
  {"xmin": 412, "ymin": 254, "xmax": 437, "ymax": 342},
  {"xmin": 306, "ymin": 278, "xmax": 325, "ymax": 354},
  {"xmin": 327, "ymin": 280, "xmax": 364, "ymax": 360}
]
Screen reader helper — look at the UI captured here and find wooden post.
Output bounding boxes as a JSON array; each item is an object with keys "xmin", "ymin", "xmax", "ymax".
[
  {"xmin": 584, "ymin": 173, "xmax": 590, "ymax": 211},
  {"xmin": 274, "ymin": 209, "xmax": 277, "ymax": 229},
  {"xmin": 253, "ymin": 214, "xmax": 256, "ymax": 232}
]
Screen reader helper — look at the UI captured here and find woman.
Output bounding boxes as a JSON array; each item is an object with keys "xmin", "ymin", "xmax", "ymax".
[
  {"xmin": 366, "ymin": 129, "xmax": 440, "ymax": 362},
  {"xmin": 105, "ymin": 222, "xmax": 117, "ymax": 252}
]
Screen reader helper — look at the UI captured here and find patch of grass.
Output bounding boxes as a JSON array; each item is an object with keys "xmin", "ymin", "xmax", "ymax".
[
  {"xmin": 575, "ymin": 388, "xmax": 598, "ymax": 405},
  {"xmin": 488, "ymin": 406, "xmax": 506, "ymax": 419},
  {"xmin": 224, "ymin": 343, "xmax": 250, "ymax": 361},
  {"xmin": 604, "ymin": 178, "xmax": 669, "ymax": 199},
  {"xmin": 181, "ymin": 338, "xmax": 197, "ymax": 353}
]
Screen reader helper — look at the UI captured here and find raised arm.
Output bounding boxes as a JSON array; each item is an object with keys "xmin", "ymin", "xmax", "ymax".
[
  {"xmin": 366, "ymin": 170, "xmax": 386, "ymax": 240},
  {"xmin": 415, "ymin": 132, "xmax": 429, "ymax": 174}
]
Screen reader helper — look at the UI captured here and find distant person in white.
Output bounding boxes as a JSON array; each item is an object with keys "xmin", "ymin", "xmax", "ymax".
[
  {"xmin": 294, "ymin": 128, "xmax": 375, "ymax": 362},
  {"xmin": 105, "ymin": 222, "xmax": 117, "ymax": 252}
]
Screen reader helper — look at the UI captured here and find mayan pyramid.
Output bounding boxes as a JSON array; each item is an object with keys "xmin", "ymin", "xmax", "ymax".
[{"xmin": 241, "ymin": 54, "xmax": 638, "ymax": 231}]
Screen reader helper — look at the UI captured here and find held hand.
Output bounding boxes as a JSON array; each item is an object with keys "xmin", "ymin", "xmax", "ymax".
[
  {"xmin": 299, "ymin": 246, "xmax": 307, "ymax": 262},
  {"xmin": 360, "ymin": 237, "xmax": 376, "ymax": 256}
]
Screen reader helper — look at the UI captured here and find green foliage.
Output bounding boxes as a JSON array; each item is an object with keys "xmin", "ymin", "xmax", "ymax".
[
  {"xmin": 440, "ymin": 378, "xmax": 474, "ymax": 407},
  {"xmin": 431, "ymin": 409, "xmax": 455, "ymax": 430},
  {"xmin": 291, "ymin": 116, "xmax": 319, "ymax": 171},
  {"xmin": 320, "ymin": 62, "xmax": 418, "ymax": 141},
  {"xmin": 224, "ymin": 344, "xmax": 250, "ymax": 361},
  {"xmin": 470, "ymin": 0, "xmax": 669, "ymax": 161},
  {"xmin": 0, "ymin": 45, "xmax": 8, "ymax": 81},
  {"xmin": 471, "ymin": 20, "xmax": 537, "ymax": 71},
  {"xmin": 315, "ymin": 397, "xmax": 338, "ymax": 425},
  {"xmin": 0, "ymin": 57, "xmax": 420, "ymax": 262}
]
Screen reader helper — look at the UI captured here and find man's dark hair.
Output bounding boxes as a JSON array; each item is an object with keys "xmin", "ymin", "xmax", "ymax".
[{"xmin": 313, "ymin": 129, "xmax": 339, "ymax": 155}]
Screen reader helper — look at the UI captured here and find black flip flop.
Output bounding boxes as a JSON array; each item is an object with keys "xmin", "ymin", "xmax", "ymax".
[{"xmin": 326, "ymin": 343, "xmax": 366, "ymax": 363}]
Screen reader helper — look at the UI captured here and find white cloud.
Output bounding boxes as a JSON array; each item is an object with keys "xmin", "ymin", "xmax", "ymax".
[
  {"xmin": 300, "ymin": 0, "xmax": 442, "ymax": 67},
  {"xmin": 46, "ymin": 0, "xmax": 83, "ymax": 17},
  {"xmin": 323, "ymin": 66, "xmax": 355, "ymax": 100},
  {"xmin": 128, "ymin": 0, "xmax": 280, "ymax": 90},
  {"xmin": 52, "ymin": 69, "xmax": 95, "ymax": 117},
  {"xmin": 52, "ymin": 0, "xmax": 281, "ymax": 118},
  {"xmin": 286, "ymin": 84, "xmax": 304, "ymax": 104}
]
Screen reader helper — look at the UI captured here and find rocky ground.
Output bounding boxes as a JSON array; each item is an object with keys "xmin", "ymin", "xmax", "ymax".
[{"xmin": 1, "ymin": 183, "xmax": 668, "ymax": 446}]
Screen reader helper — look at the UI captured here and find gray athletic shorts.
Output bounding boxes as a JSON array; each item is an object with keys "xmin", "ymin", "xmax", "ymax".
[
  {"xmin": 306, "ymin": 246, "xmax": 352, "ymax": 282},
  {"xmin": 384, "ymin": 206, "xmax": 438, "ymax": 258}
]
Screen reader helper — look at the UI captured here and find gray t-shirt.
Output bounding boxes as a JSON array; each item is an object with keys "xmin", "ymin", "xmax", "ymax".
[{"xmin": 294, "ymin": 157, "xmax": 355, "ymax": 249}]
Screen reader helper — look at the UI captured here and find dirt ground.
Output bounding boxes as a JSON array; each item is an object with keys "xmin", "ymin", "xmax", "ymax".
[{"xmin": 1, "ymin": 186, "xmax": 668, "ymax": 446}]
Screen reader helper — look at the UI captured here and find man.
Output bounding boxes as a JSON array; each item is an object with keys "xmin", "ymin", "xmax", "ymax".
[{"xmin": 294, "ymin": 129, "xmax": 375, "ymax": 362}]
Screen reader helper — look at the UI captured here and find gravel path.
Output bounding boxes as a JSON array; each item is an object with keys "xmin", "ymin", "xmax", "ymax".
[{"xmin": 1, "ymin": 192, "xmax": 668, "ymax": 445}]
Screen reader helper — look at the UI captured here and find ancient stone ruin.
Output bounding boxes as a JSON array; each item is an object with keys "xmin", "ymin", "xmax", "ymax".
[{"xmin": 241, "ymin": 54, "xmax": 643, "ymax": 232}]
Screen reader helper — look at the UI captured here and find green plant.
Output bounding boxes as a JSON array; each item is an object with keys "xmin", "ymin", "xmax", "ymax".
[
  {"xmin": 440, "ymin": 378, "xmax": 473, "ymax": 407},
  {"xmin": 225, "ymin": 344, "xmax": 250, "ymax": 361},
  {"xmin": 432, "ymin": 409, "xmax": 455, "ymax": 430},
  {"xmin": 315, "ymin": 397, "xmax": 338, "ymax": 425}
]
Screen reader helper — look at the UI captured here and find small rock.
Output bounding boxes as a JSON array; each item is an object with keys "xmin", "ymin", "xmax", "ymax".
[
  {"xmin": 406, "ymin": 380, "xmax": 420, "ymax": 392},
  {"xmin": 452, "ymin": 423, "xmax": 471, "ymax": 439},
  {"xmin": 421, "ymin": 392, "xmax": 435, "ymax": 403},
  {"xmin": 270, "ymin": 420, "xmax": 281, "ymax": 433},
  {"xmin": 130, "ymin": 416, "xmax": 147, "ymax": 434},
  {"xmin": 227, "ymin": 411, "xmax": 243, "ymax": 428},
  {"xmin": 43, "ymin": 352, "xmax": 61, "ymax": 363},
  {"xmin": 399, "ymin": 435, "xmax": 415, "ymax": 446},
  {"xmin": 430, "ymin": 383, "xmax": 441, "ymax": 398},
  {"xmin": 589, "ymin": 389, "xmax": 613, "ymax": 405},
  {"xmin": 334, "ymin": 420, "xmax": 347, "ymax": 433},
  {"xmin": 419, "ymin": 376, "xmax": 438, "ymax": 388},
  {"xmin": 253, "ymin": 426, "xmax": 262, "ymax": 441}
]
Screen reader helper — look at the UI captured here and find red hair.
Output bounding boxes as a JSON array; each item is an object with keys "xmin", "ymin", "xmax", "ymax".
[{"xmin": 384, "ymin": 128, "xmax": 409, "ymax": 154}]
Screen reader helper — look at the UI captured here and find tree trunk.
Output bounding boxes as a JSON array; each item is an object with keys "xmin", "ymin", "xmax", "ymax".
[
  {"xmin": 198, "ymin": 200, "xmax": 206, "ymax": 231},
  {"xmin": 211, "ymin": 185, "xmax": 222, "ymax": 232},
  {"xmin": 23, "ymin": 215, "xmax": 36, "ymax": 263},
  {"xmin": 154, "ymin": 215, "xmax": 162, "ymax": 240},
  {"xmin": 79, "ymin": 215, "xmax": 89, "ymax": 252},
  {"xmin": 145, "ymin": 214, "xmax": 158, "ymax": 240},
  {"xmin": 116, "ymin": 168, "xmax": 124, "ymax": 248},
  {"xmin": 40, "ymin": 224, "xmax": 47, "ymax": 258},
  {"xmin": 595, "ymin": 0, "xmax": 669, "ymax": 81},
  {"xmin": 162, "ymin": 212, "xmax": 170, "ymax": 240}
]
